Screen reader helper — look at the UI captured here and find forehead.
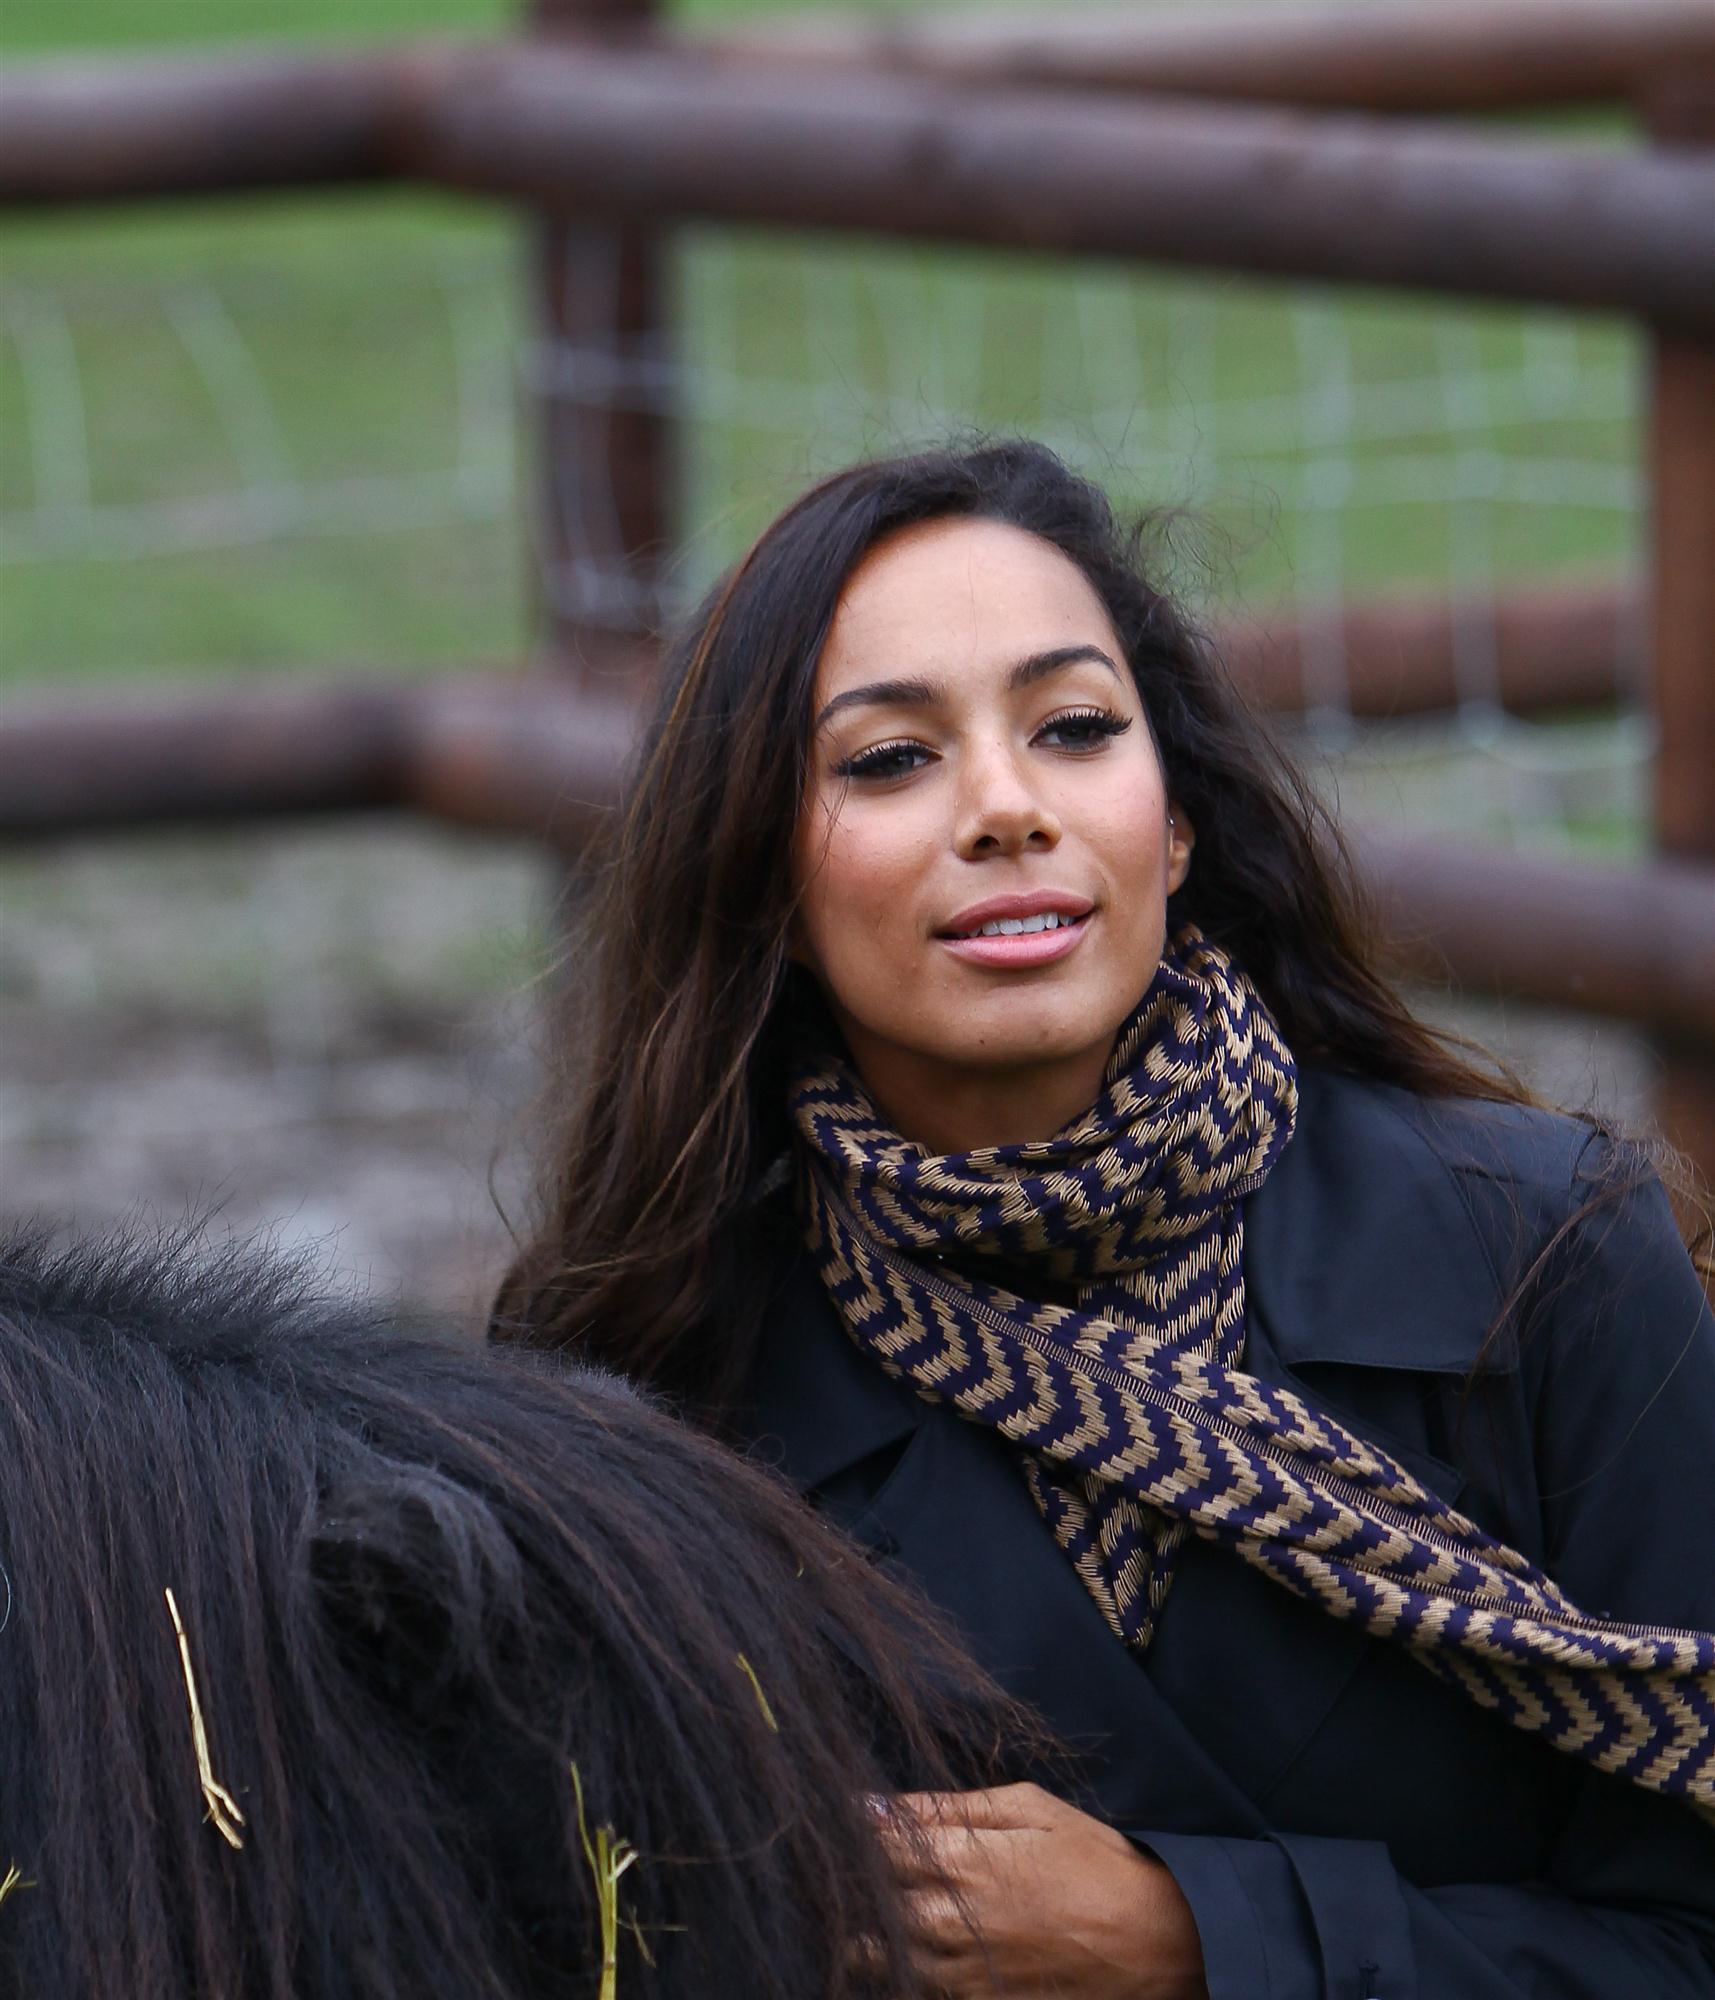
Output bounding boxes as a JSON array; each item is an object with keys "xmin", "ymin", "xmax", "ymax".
[{"xmin": 817, "ymin": 517, "xmax": 1120, "ymax": 688}]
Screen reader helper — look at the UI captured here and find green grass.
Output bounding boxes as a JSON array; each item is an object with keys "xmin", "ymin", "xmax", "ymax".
[
  {"xmin": 1, "ymin": 198, "xmax": 528, "ymax": 681},
  {"xmin": 0, "ymin": 0, "xmax": 1644, "ymax": 698},
  {"xmin": 0, "ymin": 0, "xmax": 1068, "ymax": 58}
]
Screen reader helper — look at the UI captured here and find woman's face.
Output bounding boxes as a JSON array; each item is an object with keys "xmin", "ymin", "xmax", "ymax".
[{"xmin": 791, "ymin": 517, "xmax": 1193, "ymax": 1137}]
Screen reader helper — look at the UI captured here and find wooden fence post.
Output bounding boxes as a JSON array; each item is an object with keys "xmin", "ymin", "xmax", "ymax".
[
  {"xmin": 1645, "ymin": 73, "xmax": 1715, "ymax": 1190},
  {"xmin": 527, "ymin": 0, "xmax": 675, "ymax": 691}
]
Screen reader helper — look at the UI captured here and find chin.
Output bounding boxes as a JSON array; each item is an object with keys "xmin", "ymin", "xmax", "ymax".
[{"xmin": 934, "ymin": 1019, "xmax": 1103, "ymax": 1073}]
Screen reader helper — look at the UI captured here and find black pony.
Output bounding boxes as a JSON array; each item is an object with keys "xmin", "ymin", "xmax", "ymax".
[{"xmin": 0, "ymin": 1223, "xmax": 1026, "ymax": 2000}]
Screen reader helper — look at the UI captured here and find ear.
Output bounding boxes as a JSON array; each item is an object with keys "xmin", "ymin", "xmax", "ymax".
[
  {"xmin": 1165, "ymin": 804, "xmax": 1195, "ymax": 895},
  {"xmin": 310, "ymin": 1501, "xmax": 461, "ymax": 1715}
]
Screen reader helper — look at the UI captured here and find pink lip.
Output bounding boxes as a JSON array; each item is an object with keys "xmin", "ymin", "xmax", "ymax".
[
  {"xmin": 934, "ymin": 890, "xmax": 1097, "ymax": 971},
  {"xmin": 939, "ymin": 916, "xmax": 1092, "ymax": 969},
  {"xmin": 938, "ymin": 890, "xmax": 1096, "ymax": 936}
]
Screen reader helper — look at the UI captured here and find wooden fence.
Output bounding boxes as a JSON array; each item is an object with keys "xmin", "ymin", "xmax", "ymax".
[{"xmin": 2, "ymin": 0, "xmax": 1712, "ymax": 1168}]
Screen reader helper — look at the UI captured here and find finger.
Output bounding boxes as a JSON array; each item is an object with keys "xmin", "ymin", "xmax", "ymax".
[
  {"xmin": 892, "ymin": 1782, "xmax": 1059, "ymax": 1833},
  {"xmin": 881, "ymin": 1819, "xmax": 1059, "ymax": 1904},
  {"xmin": 904, "ymin": 1887, "xmax": 983, "ymax": 1954},
  {"xmin": 840, "ymin": 1902, "xmax": 975, "ymax": 1990},
  {"xmin": 902, "ymin": 1893, "xmax": 1001, "ymax": 2000},
  {"xmin": 868, "ymin": 1792, "xmax": 959, "ymax": 1856},
  {"xmin": 842, "ymin": 1928, "xmax": 958, "ymax": 2000},
  {"xmin": 842, "ymin": 1920, "xmax": 962, "ymax": 1972},
  {"xmin": 874, "ymin": 1805, "xmax": 1033, "ymax": 1885},
  {"xmin": 873, "ymin": 1817, "xmax": 966, "ymax": 1890},
  {"xmin": 841, "ymin": 1928, "xmax": 885, "ymax": 1982}
]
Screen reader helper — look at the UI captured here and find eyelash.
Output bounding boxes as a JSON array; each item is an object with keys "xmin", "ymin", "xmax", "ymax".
[{"xmin": 833, "ymin": 706, "xmax": 1132, "ymax": 782}]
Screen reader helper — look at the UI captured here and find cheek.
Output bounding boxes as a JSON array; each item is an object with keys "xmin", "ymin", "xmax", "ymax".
[
  {"xmin": 794, "ymin": 796, "xmax": 935, "ymax": 975},
  {"xmin": 1067, "ymin": 759, "xmax": 1172, "ymax": 896}
]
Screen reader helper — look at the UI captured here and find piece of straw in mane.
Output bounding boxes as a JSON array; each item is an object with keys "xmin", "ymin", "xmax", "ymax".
[
  {"xmin": 570, "ymin": 1760, "xmax": 644, "ymax": 2000},
  {"xmin": 734, "ymin": 1651, "xmax": 780, "ymax": 1733},
  {"xmin": 164, "ymin": 1588, "xmax": 246, "ymax": 1851}
]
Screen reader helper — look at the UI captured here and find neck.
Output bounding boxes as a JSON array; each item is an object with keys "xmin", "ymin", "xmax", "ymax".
[{"xmin": 848, "ymin": 1041, "xmax": 1113, "ymax": 1155}]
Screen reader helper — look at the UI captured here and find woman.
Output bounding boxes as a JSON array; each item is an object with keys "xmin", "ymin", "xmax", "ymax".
[
  {"xmin": 0, "ymin": 1221, "xmax": 1026, "ymax": 2000},
  {"xmin": 497, "ymin": 440, "xmax": 1715, "ymax": 1999}
]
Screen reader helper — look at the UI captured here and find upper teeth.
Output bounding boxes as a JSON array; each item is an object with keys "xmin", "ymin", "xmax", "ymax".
[{"xmin": 970, "ymin": 912, "xmax": 1077, "ymax": 937}]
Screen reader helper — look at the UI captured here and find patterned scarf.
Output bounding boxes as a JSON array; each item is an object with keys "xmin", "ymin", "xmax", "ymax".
[{"xmin": 790, "ymin": 924, "xmax": 1715, "ymax": 1819}]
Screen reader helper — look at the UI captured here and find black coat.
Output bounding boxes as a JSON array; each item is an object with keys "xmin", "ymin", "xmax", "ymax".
[{"xmin": 734, "ymin": 1066, "xmax": 1715, "ymax": 1999}]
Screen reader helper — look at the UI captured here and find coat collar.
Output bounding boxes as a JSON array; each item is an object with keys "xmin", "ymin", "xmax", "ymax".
[
  {"xmin": 737, "ymin": 1251, "xmax": 924, "ymax": 1496},
  {"xmin": 1242, "ymin": 1064, "xmax": 1515, "ymax": 1376}
]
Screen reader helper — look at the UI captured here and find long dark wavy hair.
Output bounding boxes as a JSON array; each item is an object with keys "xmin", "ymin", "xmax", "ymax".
[
  {"xmin": 0, "ymin": 1221, "xmax": 1027, "ymax": 2000},
  {"xmin": 493, "ymin": 437, "xmax": 1696, "ymax": 1414}
]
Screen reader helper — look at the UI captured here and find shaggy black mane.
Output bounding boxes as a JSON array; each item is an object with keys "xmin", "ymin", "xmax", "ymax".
[{"xmin": 0, "ymin": 1219, "xmax": 1020, "ymax": 2000}]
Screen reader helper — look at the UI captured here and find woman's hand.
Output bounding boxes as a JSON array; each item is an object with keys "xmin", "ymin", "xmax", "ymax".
[{"xmin": 871, "ymin": 1781, "xmax": 1209, "ymax": 2000}]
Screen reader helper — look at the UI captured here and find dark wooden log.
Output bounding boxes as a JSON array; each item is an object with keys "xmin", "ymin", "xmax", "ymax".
[
  {"xmin": 1222, "ymin": 579, "xmax": 1634, "ymax": 719},
  {"xmin": 0, "ymin": 673, "xmax": 638, "ymax": 847},
  {"xmin": 0, "ymin": 577, "xmax": 1642, "ymax": 842},
  {"xmin": 3, "ymin": 670, "xmax": 1709, "ymax": 1039},
  {"xmin": 1356, "ymin": 835, "xmax": 1715, "ymax": 1043},
  {"xmin": 0, "ymin": 45, "xmax": 403, "ymax": 202},
  {"xmin": 4, "ymin": 45, "xmax": 1714, "ymax": 331},
  {"xmin": 1647, "ymin": 346, "xmax": 1715, "ymax": 842},
  {"xmin": 705, "ymin": 0, "xmax": 1715, "ymax": 114},
  {"xmin": 399, "ymin": 46, "xmax": 1715, "ymax": 334},
  {"xmin": 1645, "ymin": 77, "xmax": 1715, "ymax": 862},
  {"xmin": 0, "ymin": 577, "xmax": 1638, "ymax": 836},
  {"xmin": 1644, "ymin": 73, "xmax": 1715, "ymax": 1183}
]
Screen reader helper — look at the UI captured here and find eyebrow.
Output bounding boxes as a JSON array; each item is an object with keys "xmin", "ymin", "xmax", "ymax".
[{"xmin": 812, "ymin": 645, "xmax": 1121, "ymax": 733}]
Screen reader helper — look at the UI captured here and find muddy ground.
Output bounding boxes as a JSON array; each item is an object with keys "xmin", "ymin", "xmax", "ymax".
[
  {"xmin": 1, "ymin": 826, "xmax": 549, "ymax": 1333},
  {"xmin": 0, "ymin": 821, "xmax": 1660, "ymax": 1340}
]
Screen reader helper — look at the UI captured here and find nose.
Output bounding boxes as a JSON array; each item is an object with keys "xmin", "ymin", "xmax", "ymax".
[{"xmin": 952, "ymin": 735, "xmax": 1062, "ymax": 860}]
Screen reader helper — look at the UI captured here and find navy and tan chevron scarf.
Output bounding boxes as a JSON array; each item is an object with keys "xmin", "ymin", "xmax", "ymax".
[{"xmin": 790, "ymin": 924, "xmax": 1715, "ymax": 1819}]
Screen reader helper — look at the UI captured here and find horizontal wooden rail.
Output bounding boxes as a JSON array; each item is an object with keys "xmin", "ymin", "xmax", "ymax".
[
  {"xmin": 705, "ymin": 0, "xmax": 1715, "ymax": 114},
  {"xmin": 0, "ymin": 572, "xmax": 1636, "ymax": 814},
  {"xmin": 0, "ymin": 578, "xmax": 1637, "ymax": 831},
  {"xmin": 1221, "ymin": 578, "xmax": 1633, "ymax": 719},
  {"xmin": 3, "ymin": 658, "xmax": 1707, "ymax": 1040},
  {"xmin": 404, "ymin": 47, "xmax": 1715, "ymax": 328},
  {"xmin": 0, "ymin": 577, "xmax": 1638, "ymax": 782},
  {"xmin": 1361, "ymin": 837, "xmax": 1715, "ymax": 1043},
  {"xmin": 0, "ymin": 671, "xmax": 635, "ymax": 843},
  {"xmin": 0, "ymin": 47, "xmax": 401, "ymax": 202},
  {"xmin": 3, "ymin": 45, "xmax": 1714, "ymax": 331}
]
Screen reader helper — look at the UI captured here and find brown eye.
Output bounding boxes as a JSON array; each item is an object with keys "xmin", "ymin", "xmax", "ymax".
[
  {"xmin": 1036, "ymin": 708, "xmax": 1132, "ymax": 751},
  {"xmin": 835, "ymin": 740, "xmax": 933, "ymax": 781}
]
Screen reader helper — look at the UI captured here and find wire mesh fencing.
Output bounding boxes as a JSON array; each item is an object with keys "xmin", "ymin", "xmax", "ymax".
[{"xmin": 2, "ymin": 227, "xmax": 1646, "ymax": 854}]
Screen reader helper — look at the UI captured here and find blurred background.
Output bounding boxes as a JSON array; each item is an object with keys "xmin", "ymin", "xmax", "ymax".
[{"xmin": 3, "ymin": 0, "xmax": 1710, "ymax": 1328}]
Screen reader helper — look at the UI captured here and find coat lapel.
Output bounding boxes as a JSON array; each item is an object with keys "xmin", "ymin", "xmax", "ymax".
[
  {"xmin": 1243, "ymin": 1064, "xmax": 1513, "ymax": 1375},
  {"xmin": 736, "ymin": 1254, "xmax": 925, "ymax": 1497}
]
